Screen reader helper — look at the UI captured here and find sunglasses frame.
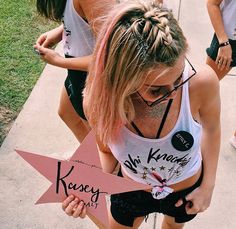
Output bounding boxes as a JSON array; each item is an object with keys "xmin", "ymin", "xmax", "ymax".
[{"xmin": 138, "ymin": 58, "xmax": 197, "ymax": 107}]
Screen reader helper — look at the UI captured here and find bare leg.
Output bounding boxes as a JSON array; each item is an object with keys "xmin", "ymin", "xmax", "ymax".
[
  {"xmin": 87, "ymin": 212, "xmax": 107, "ymax": 229},
  {"xmin": 206, "ymin": 56, "xmax": 232, "ymax": 80},
  {"xmin": 58, "ymin": 86, "xmax": 91, "ymax": 142},
  {"xmin": 161, "ymin": 215, "xmax": 185, "ymax": 229},
  {"xmin": 206, "ymin": 56, "xmax": 236, "ymax": 148}
]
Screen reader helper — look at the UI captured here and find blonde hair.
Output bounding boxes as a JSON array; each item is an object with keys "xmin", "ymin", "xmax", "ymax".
[{"xmin": 84, "ymin": 0, "xmax": 188, "ymax": 144}]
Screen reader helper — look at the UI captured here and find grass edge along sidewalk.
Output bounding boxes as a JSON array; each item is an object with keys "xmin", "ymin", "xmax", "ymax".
[{"xmin": 0, "ymin": 0, "xmax": 57, "ymax": 146}]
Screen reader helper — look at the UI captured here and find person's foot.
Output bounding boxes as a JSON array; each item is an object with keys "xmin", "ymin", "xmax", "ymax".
[{"xmin": 229, "ymin": 135, "xmax": 236, "ymax": 149}]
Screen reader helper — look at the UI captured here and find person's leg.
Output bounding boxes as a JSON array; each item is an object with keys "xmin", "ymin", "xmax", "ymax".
[
  {"xmin": 161, "ymin": 215, "xmax": 185, "ymax": 229},
  {"xmin": 58, "ymin": 86, "xmax": 91, "ymax": 142},
  {"xmin": 206, "ymin": 56, "xmax": 236, "ymax": 148},
  {"xmin": 206, "ymin": 56, "xmax": 232, "ymax": 80},
  {"xmin": 108, "ymin": 208, "xmax": 145, "ymax": 229},
  {"xmin": 86, "ymin": 212, "xmax": 107, "ymax": 229}
]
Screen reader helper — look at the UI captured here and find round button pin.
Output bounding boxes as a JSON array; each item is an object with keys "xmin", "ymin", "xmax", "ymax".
[{"xmin": 171, "ymin": 131, "xmax": 194, "ymax": 151}]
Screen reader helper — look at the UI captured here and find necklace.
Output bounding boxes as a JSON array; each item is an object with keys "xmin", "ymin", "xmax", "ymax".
[
  {"xmin": 132, "ymin": 93, "xmax": 169, "ymax": 119},
  {"xmin": 132, "ymin": 99, "xmax": 173, "ymax": 139},
  {"xmin": 143, "ymin": 102, "xmax": 168, "ymax": 118}
]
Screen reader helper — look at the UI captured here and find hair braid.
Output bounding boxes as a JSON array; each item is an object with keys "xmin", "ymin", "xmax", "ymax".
[
  {"xmin": 144, "ymin": 9, "xmax": 173, "ymax": 46},
  {"xmin": 124, "ymin": 2, "xmax": 186, "ymax": 66}
]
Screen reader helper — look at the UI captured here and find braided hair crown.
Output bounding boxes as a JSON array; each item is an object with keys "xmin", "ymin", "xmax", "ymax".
[
  {"xmin": 143, "ymin": 8, "xmax": 173, "ymax": 46},
  {"xmin": 125, "ymin": 0, "xmax": 187, "ymax": 66}
]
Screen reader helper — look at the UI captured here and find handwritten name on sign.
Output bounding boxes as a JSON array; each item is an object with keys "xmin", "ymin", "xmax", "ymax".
[
  {"xmin": 56, "ymin": 161, "xmax": 107, "ymax": 207},
  {"xmin": 16, "ymin": 131, "xmax": 150, "ymax": 226}
]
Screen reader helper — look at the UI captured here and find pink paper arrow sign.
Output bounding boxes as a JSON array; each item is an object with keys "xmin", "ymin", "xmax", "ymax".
[{"xmin": 16, "ymin": 131, "xmax": 150, "ymax": 226}]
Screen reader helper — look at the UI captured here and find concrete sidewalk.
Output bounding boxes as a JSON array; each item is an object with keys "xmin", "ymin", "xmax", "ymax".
[{"xmin": 1, "ymin": 0, "xmax": 236, "ymax": 228}]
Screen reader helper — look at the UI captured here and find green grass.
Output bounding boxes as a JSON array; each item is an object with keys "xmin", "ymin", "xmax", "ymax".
[
  {"xmin": 0, "ymin": 0, "xmax": 58, "ymax": 112},
  {"xmin": 0, "ymin": 0, "xmax": 58, "ymax": 144}
]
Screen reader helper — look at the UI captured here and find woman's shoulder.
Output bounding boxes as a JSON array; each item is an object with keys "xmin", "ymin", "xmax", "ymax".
[
  {"xmin": 191, "ymin": 64, "xmax": 219, "ymax": 92},
  {"xmin": 189, "ymin": 64, "xmax": 220, "ymax": 106},
  {"xmin": 75, "ymin": 0, "xmax": 115, "ymax": 16},
  {"xmin": 74, "ymin": 0, "xmax": 116, "ymax": 32},
  {"xmin": 73, "ymin": 0, "xmax": 86, "ymax": 18}
]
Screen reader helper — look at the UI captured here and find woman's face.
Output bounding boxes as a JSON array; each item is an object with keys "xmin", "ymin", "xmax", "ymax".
[{"xmin": 137, "ymin": 55, "xmax": 186, "ymax": 106}]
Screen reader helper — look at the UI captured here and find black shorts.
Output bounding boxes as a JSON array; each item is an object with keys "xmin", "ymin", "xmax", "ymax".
[
  {"xmin": 110, "ymin": 168, "xmax": 203, "ymax": 227},
  {"xmin": 206, "ymin": 33, "xmax": 236, "ymax": 67},
  {"xmin": 64, "ymin": 55, "xmax": 87, "ymax": 120}
]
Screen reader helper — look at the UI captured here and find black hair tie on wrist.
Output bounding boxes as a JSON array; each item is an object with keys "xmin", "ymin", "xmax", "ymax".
[{"xmin": 219, "ymin": 40, "xmax": 230, "ymax": 47}]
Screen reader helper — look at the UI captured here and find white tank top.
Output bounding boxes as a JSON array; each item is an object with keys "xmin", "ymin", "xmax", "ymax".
[
  {"xmin": 221, "ymin": 0, "xmax": 236, "ymax": 40},
  {"xmin": 108, "ymin": 62, "xmax": 202, "ymax": 199},
  {"xmin": 62, "ymin": 0, "xmax": 95, "ymax": 57}
]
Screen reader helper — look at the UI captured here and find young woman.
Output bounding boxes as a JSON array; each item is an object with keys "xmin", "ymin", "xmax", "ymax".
[
  {"xmin": 206, "ymin": 0, "xmax": 236, "ymax": 149},
  {"xmin": 34, "ymin": 0, "xmax": 114, "ymax": 142},
  {"xmin": 62, "ymin": 1, "xmax": 221, "ymax": 228}
]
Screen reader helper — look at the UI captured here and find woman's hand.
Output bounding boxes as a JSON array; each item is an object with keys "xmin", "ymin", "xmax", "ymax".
[
  {"xmin": 175, "ymin": 185, "xmax": 214, "ymax": 215},
  {"xmin": 35, "ymin": 25, "xmax": 63, "ymax": 48},
  {"xmin": 62, "ymin": 195, "xmax": 87, "ymax": 218},
  {"xmin": 216, "ymin": 44, "xmax": 232, "ymax": 71},
  {"xmin": 33, "ymin": 44, "xmax": 64, "ymax": 66}
]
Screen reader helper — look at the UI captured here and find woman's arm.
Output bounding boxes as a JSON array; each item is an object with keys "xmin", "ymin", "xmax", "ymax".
[
  {"xmin": 35, "ymin": 25, "xmax": 63, "ymax": 48},
  {"xmin": 33, "ymin": 43, "xmax": 92, "ymax": 71},
  {"xmin": 53, "ymin": 55, "xmax": 92, "ymax": 71},
  {"xmin": 207, "ymin": 0, "xmax": 226, "ymax": 43},
  {"xmin": 199, "ymin": 68, "xmax": 221, "ymax": 190},
  {"xmin": 96, "ymin": 138, "xmax": 118, "ymax": 174},
  {"xmin": 207, "ymin": 0, "xmax": 232, "ymax": 70},
  {"xmin": 35, "ymin": 24, "xmax": 94, "ymax": 71},
  {"xmin": 192, "ymin": 66, "xmax": 221, "ymax": 213},
  {"xmin": 34, "ymin": 23, "xmax": 92, "ymax": 71}
]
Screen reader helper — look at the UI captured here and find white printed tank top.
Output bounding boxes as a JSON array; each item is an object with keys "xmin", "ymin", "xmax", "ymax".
[
  {"xmin": 62, "ymin": 0, "xmax": 95, "ymax": 57},
  {"xmin": 108, "ymin": 61, "xmax": 202, "ymax": 199}
]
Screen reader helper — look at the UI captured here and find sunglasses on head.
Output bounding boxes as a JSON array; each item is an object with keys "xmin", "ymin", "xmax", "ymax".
[{"xmin": 138, "ymin": 58, "xmax": 197, "ymax": 107}]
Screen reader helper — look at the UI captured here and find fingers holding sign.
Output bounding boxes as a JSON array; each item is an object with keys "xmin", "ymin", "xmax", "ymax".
[{"xmin": 62, "ymin": 195, "xmax": 87, "ymax": 218}]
